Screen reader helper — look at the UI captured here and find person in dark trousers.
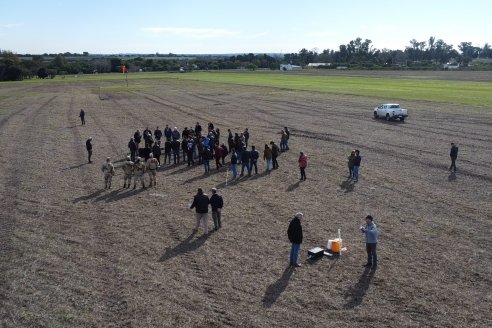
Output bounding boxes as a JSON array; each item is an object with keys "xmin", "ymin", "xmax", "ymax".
[
  {"xmin": 186, "ymin": 138, "xmax": 195, "ymax": 167},
  {"xmin": 240, "ymin": 147, "xmax": 251, "ymax": 177},
  {"xmin": 214, "ymin": 142, "xmax": 223, "ymax": 170},
  {"xmin": 79, "ymin": 109, "xmax": 85, "ymax": 125},
  {"xmin": 284, "ymin": 127, "xmax": 290, "ymax": 150},
  {"xmin": 250, "ymin": 145, "xmax": 259, "ymax": 175},
  {"xmin": 449, "ymin": 142, "xmax": 458, "ymax": 172},
  {"xmin": 360, "ymin": 215, "xmax": 378, "ymax": 268},
  {"xmin": 209, "ymin": 188, "xmax": 224, "ymax": 230},
  {"xmin": 152, "ymin": 142, "xmax": 162, "ymax": 166},
  {"xmin": 347, "ymin": 150, "xmax": 356, "ymax": 178},
  {"xmin": 172, "ymin": 139, "xmax": 180, "ymax": 164},
  {"xmin": 195, "ymin": 122, "xmax": 202, "ymax": 138},
  {"xmin": 298, "ymin": 151, "xmax": 307, "ymax": 180},
  {"xmin": 270, "ymin": 141, "xmax": 280, "ymax": 169},
  {"xmin": 243, "ymin": 128, "xmax": 250, "ymax": 148},
  {"xmin": 154, "ymin": 127, "xmax": 162, "ymax": 142},
  {"xmin": 164, "ymin": 139, "xmax": 172, "ymax": 164},
  {"xmin": 227, "ymin": 129, "xmax": 234, "ymax": 153},
  {"xmin": 128, "ymin": 137, "xmax": 137, "ymax": 162},
  {"xmin": 202, "ymin": 147, "xmax": 211, "ymax": 174},
  {"xmin": 164, "ymin": 125, "xmax": 172, "ymax": 141},
  {"xmin": 287, "ymin": 212, "xmax": 304, "ymax": 267},
  {"xmin": 134, "ymin": 130, "xmax": 142, "ymax": 148},
  {"xmin": 86, "ymin": 137, "xmax": 93, "ymax": 163},
  {"xmin": 190, "ymin": 188, "xmax": 210, "ymax": 235},
  {"xmin": 353, "ymin": 150, "xmax": 361, "ymax": 182},
  {"xmin": 230, "ymin": 148, "xmax": 238, "ymax": 180},
  {"xmin": 220, "ymin": 143, "xmax": 228, "ymax": 165}
]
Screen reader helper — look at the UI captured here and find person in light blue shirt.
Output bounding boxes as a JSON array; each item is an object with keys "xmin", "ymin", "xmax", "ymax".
[{"xmin": 360, "ymin": 215, "xmax": 378, "ymax": 268}]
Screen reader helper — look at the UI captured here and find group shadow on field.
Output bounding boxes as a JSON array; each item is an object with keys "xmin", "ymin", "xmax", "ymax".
[
  {"xmin": 158, "ymin": 230, "xmax": 208, "ymax": 262},
  {"xmin": 343, "ymin": 266, "xmax": 377, "ymax": 309}
]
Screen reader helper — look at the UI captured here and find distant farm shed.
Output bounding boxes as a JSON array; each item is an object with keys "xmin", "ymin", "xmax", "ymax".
[
  {"xmin": 280, "ymin": 64, "xmax": 302, "ymax": 71},
  {"xmin": 307, "ymin": 63, "xmax": 331, "ymax": 68},
  {"xmin": 443, "ymin": 63, "xmax": 460, "ymax": 70}
]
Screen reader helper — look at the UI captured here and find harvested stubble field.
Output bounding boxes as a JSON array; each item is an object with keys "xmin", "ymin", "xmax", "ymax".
[{"xmin": 0, "ymin": 71, "xmax": 491, "ymax": 327}]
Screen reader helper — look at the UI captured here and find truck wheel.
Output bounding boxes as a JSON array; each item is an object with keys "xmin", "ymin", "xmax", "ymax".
[
  {"xmin": 400, "ymin": 117, "xmax": 405, "ymax": 121},
  {"xmin": 374, "ymin": 112, "xmax": 378, "ymax": 119},
  {"xmin": 385, "ymin": 114, "xmax": 390, "ymax": 121}
]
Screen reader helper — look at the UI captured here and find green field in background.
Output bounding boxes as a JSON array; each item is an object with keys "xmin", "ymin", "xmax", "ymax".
[{"xmin": 4, "ymin": 71, "xmax": 492, "ymax": 107}]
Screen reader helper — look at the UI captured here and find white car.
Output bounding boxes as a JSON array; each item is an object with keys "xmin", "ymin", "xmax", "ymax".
[{"xmin": 373, "ymin": 104, "xmax": 408, "ymax": 121}]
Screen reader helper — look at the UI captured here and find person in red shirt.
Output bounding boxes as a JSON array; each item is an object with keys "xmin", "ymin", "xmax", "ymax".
[{"xmin": 298, "ymin": 151, "xmax": 307, "ymax": 180}]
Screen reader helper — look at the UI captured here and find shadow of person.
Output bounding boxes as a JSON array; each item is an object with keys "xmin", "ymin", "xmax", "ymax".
[
  {"xmin": 72, "ymin": 189, "xmax": 105, "ymax": 203},
  {"xmin": 339, "ymin": 178, "xmax": 355, "ymax": 193},
  {"xmin": 286, "ymin": 181, "xmax": 301, "ymax": 192},
  {"xmin": 158, "ymin": 231, "xmax": 208, "ymax": 262},
  {"xmin": 448, "ymin": 172, "xmax": 457, "ymax": 182},
  {"xmin": 262, "ymin": 265, "xmax": 295, "ymax": 308},
  {"xmin": 342, "ymin": 266, "xmax": 377, "ymax": 309}
]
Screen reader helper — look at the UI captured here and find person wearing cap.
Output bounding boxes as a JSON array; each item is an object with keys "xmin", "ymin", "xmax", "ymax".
[
  {"xmin": 101, "ymin": 157, "xmax": 115, "ymax": 189},
  {"xmin": 287, "ymin": 213, "xmax": 304, "ymax": 267},
  {"xmin": 209, "ymin": 188, "xmax": 224, "ymax": 230},
  {"xmin": 190, "ymin": 188, "xmax": 210, "ymax": 234},
  {"xmin": 146, "ymin": 153, "xmax": 159, "ymax": 187},
  {"xmin": 85, "ymin": 137, "xmax": 93, "ymax": 163},
  {"xmin": 298, "ymin": 151, "xmax": 308, "ymax": 181},
  {"xmin": 133, "ymin": 157, "xmax": 146, "ymax": 189},
  {"xmin": 360, "ymin": 215, "xmax": 378, "ymax": 268},
  {"xmin": 122, "ymin": 156, "xmax": 134, "ymax": 188}
]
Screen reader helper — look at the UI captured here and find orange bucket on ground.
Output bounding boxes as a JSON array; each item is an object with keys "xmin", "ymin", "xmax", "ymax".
[{"xmin": 331, "ymin": 238, "xmax": 342, "ymax": 253}]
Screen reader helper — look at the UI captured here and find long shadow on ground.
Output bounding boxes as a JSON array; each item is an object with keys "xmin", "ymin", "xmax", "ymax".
[
  {"xmin": 262, "ymin": 265, "xmax": 295, "ymax": 308},
  {"xmin": 339, "ymin": 178, "xmax": 355, "ymax": 193},
  {"xmin": 343, "ymin": 266, "xmax": 377, "ymax": 309},
  {"xmin": 158, "ymin": 231, "xmax": 208, "ymax": 262}
]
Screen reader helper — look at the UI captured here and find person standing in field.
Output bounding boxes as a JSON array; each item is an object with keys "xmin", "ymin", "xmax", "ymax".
[
  {"xmin": 122, "ymin": 156, "xmax": 134, "ymax": 188},
  {"xmin": 154, "ymin": 126, "xmax": 162, "ymax": 142},
  {"xmin": 347, "ymin": 150, "xmax": 356, "ymax": 178},
  {"xmin": 209, "ymin": 188, "xmax": 224, "ymax": 230},
  {"xmin": 128, "ymin": 137, "xmax": 137, "ymax": 162},
  {"xmin": 230, "ymin": 148, "xmax": 238, "ymax": 180},
  {"xmin": 263, "ymin": 144, "xmax": 272, "ymax": 174},
  {"xmin": 133, "ymin": 157, "xmax": 146, "ymax": 189},
  {"xmin": 298, "ymin": 151, "xmax": 308, "ymax": 180},
  {"xmin": 152, "ymin": 141, "xmax": 162, "ymax": 167},
  {"xmin": 449, "ymin": 142, "xmax": 459, "ymax": 172},
  {"xmin": 287, "ymin": 212, "xmax": 304, "ymax": 267},
  {"xmin": 164, "ymin": 125, "xmax": 172, "ymax": 141},
  {"xmin": 101, "ymin": 157, "xmax": 115, "ymax": 189},
  {"xmin": 85, "ymin": 137, "xmax": 93, "ymax": 163},
  {"xmin": 360, "ymin": 215, "xmax": 378, "ymax": 268},
  {"xmin": 146, "ymin": 153, "xmax": 159, "ymax": 187},
  {"xmin": 190, "ymin": 188, "xmax": 210, "ymax": 235},
  {"xmin": 270, "ymin": 141, "xmax": 280, "ymax": 169},
  {"xmin": 79, "ymin": 109, "xmax": 85, "ymax": 125},
  {"xmin": 164, "ymin": 139, "xmax": 172, "ymax": 164},
  {"xmin": 250, "ymin": 145, "xmax": 259, "ymax": 175},
  {"xmin": 353, "ymin": 150, "xmax": 361, "ymax": 182},
  {"xmin": 284, "ymin": 127, "xmax": 290, "ymax": 150}
]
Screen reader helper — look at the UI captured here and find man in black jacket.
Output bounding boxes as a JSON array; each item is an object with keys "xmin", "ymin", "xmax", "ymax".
[
  {"xmin": 209, "ymin": 188, "xmax": 224, "ymax": 230},
  {"xmin": 190, "ymin": 188, "xmax": 210, "ymax": 234},
  {"xmin": 128, "ymin": 137, "xmax": 137, "ymax": 162},
  {"xmin": 154, "ymin": 127, "xmax": 162, "ymax": 142},
  {"xmin": 353, "ymin": 150, "xmax": 362, "ymax": 182},
  {"xmin": 287, "ymin": 213, "xmax": 304, "ymax": 267},
  {"xmin": 250, "ymin": 145, "xmax": 259, "ymax": 175},
  {"xmin": 86, "ymin": 137, "xmax": 93, "ymax": 163},
  {"xmin": 449, "ymin": 142, "xmax": 458, "ymax": 172}
]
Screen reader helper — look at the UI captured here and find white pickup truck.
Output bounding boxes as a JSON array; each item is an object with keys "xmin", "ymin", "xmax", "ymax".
[{"xmin": 373, "ymin": 104, "xmax": 408, "ymax": 121}]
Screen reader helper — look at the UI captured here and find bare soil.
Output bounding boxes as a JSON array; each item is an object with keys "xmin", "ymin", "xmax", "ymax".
[{"xmin": 0, "ymin": 73, "xmax": 491, "ymax": 327}]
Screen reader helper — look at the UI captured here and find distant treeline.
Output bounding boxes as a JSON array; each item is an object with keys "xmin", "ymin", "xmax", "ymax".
[{"xmin": 1, "ymin": 36, "xmax": 492, "ymax": 81}]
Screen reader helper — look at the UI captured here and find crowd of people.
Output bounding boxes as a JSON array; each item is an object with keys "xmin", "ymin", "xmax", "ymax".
[{"xmin": 114, "ymin": 123, "xmax": 296, "ymax": 188}]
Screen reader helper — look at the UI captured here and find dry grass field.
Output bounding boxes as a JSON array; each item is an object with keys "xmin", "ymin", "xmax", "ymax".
[{"xmin": 0, "ymin": 71, "xmax": 491, "ymax": 327}]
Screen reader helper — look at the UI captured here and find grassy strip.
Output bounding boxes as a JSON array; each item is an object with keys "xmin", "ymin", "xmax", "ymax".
[{"xmin": 3, "ymin": 71, "xmax": 492, "ymax": 107}]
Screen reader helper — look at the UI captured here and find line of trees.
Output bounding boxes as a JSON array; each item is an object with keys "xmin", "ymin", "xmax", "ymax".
[{"xmin": 1, "ymin": 36, "xmax": 492, "ymax": 81}]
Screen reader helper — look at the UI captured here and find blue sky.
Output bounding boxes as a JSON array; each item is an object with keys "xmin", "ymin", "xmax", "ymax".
[{"xmin": 1, "ymin": 0, "xmax": 490, "ymax": 54}]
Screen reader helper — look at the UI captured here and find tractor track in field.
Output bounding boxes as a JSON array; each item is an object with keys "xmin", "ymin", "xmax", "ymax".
[
  {"xmin": 68, "ymin": 90, "xmax": 133, "ymax": 326},
  {"xmin": 0, "ymin": 96, "xmax": 56, "ymax": 323}
]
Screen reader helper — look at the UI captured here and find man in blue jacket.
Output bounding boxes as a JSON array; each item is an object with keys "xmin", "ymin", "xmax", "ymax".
[{"xmin": 360, "ymin": 215, "xmax": 378, "ymax": 268}]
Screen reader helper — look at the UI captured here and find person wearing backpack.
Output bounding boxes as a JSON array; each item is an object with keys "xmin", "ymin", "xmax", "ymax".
[{"xmin": 209, "ymin": 188, "xmax": 224, "ymax": 230}]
